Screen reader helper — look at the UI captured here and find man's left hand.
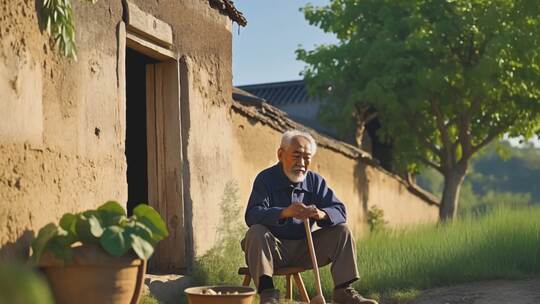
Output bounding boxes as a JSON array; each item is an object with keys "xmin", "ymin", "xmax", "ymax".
[{"xmin": 302, "ymin": 205, "xmax": 328, "ymax": 221}]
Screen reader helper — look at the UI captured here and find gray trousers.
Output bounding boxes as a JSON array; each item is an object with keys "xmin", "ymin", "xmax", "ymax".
[{"xmin": 241, "ymin": 223, "xmax": 359, "ymax": 288}]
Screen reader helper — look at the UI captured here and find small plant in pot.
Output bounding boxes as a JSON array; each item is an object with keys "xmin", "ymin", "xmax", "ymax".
[{"xmin": 31, "ymin": 201, "xmax": 168, "ymax": 304}]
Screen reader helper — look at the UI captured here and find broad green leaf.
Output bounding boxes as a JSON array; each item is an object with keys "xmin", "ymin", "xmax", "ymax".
[
  {"xmin": 98, "ymin": 201, "xmax": 126, "ymax": 227},
  {"xmin": 30, "ymin": 223, "xmax": 58, "ymax": 264},
  {"xmin": 88, "ymin": 215, "xmax": 103, "ymax": 237},
  {"xmin": 100, "ymin": 213, "xmax": 126, "ymax": 228},
  {"xmin": 45, "ymin": 235, "xmax": 74, "ymax": 262},
  {"xmin": 99, "ymin": 226, "xmax": 130, "ymax": 257},
  {"xmin": 59, "ymin": 213, "xmax": 77, "ymax": 235},
  {"xmin": 129, "ymin": 234, "xmax": 154, "ymax": 260},
  {"xmin": 133, "ymin": 204, "xmax": 168, "ymax": 241},
  {"xmin": 98, "ymin": 201, "xmax": 126, "ymax": 216},
  {"xmin": 127, "ymin": 223, "xmax": 156, "ymax": 246},
  {"xmin": 75, "ymin": 214, "xmax": 99, "ymax": 243}
]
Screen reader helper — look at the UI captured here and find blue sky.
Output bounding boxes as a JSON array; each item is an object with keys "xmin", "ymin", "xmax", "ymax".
[{"xmin": 232, "ymin": 0, "xmax": 336, "ymax": 86}]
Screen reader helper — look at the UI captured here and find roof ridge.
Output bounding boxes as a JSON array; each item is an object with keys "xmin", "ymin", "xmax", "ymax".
[
  {"xmin": 208, "ymin": 0, "xmax": 247, "ymax": 26},
  {"xmin": 238, "ymin": 79, "xmax": 305, "ymax": 89}
]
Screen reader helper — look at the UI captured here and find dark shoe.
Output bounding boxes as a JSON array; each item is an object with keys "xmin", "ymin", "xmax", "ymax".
[
  {"xmin": 333, "ymin": 287, "xmax": 378, "ymax": 304},
  {"xmin": 259, "ymin": 288, "xmax": 280, "ymax": 304}
]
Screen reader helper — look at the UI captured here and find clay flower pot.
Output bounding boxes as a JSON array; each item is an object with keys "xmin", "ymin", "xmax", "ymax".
[{"xmin": 39, "ymin": 244, "xmax": 146, "ymax": 304}]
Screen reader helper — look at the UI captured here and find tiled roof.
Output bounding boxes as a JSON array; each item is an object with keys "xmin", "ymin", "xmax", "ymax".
[
  {"xmin": 232, "ymin": 87, "xmax": 371, "ymax": 160},
  {"xmin": 233, "ymin": 85, "xmax": 336, "ymax": 137},
  {"xmin": 208, "ymin": 0, "xmax": 247, "ymax": 26},
  {"xmin": 238, "ymin": 80, "xmax": 322, "ymax": 106}
]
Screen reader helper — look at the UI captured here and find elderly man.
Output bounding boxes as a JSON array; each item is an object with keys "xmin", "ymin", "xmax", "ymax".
[{"xmin": 242, "ymin": 130, "xmax": 378, "ymax": 304}]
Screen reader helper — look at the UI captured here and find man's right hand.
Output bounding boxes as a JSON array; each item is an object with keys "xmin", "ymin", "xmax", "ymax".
[{"xmin": 280, "ymin": 202, "xmax": 317, "ymax": 220}]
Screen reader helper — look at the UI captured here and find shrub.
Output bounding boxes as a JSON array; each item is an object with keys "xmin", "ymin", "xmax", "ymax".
[
  {"xmin": 367, "ymin": 205, "xmax": 388, "ymax": 232},
  {"xmin": 191, "ymin": 181, "xmax": 246, "ymax": 286}
]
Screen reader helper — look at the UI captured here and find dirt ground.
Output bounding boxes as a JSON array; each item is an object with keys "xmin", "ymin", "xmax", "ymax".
[
  {"xmin": 146, "ymin": 277, "xmax": 540, "ymax": 303},
  {"xmin": 280, "ymin": 278, "xmax": 540, "ymax": 304},
  {"xmin": 408, "ymin": 278, "xmax": 540, "ymax": 304}
]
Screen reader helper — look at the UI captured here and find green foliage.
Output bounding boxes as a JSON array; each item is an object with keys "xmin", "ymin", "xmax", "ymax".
[
  {"xmin": 139, "ymin": 293, "xmax": 160, "ymax": 304},
  {"xmin": 459, "ymin": 186, "xmax": 532, "ymax": 217},
  {"xmin": 42, "ymin": 0, "xmax": 97, "ymax": 60},
  {"xmin": 298, "ymin": 0, "xmax": 540, "ymax": 218},
  {"xmin": 471, "ymin": 141, "xmax": 540, "ymax": 201},
  {"xmin": 191, "ymin": 181, "xmax": 246, "ymax": 286},
  {"xmin": 30, "ymin": 201, "xmax": 168, "ymax": 263},
  {"xmin": 0, "ymin": 264, "xmax": 55, "ymax": 304},
  {"xmin": 216, "ymin": 181, "xmax": 246, "ymax": 242},
  {"xmin": 367, "ymin": 205, "xmax": 388, "ymax": 232}
]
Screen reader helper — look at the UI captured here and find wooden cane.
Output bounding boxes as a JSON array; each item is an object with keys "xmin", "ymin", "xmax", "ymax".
[{"xmin": 304, "ymin": 219, "xmax": 326, "ymax": 304}]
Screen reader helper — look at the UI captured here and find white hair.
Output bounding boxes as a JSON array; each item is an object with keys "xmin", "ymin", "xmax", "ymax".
[{"xmin": 280, "ymin": 130, "xmax": 317, "ymax": 155}]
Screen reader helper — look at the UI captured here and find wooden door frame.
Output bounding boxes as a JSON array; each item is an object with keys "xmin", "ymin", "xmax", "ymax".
[{"xmin": 118, "ymin": 17, "xmax": 188, "ymax": 272}]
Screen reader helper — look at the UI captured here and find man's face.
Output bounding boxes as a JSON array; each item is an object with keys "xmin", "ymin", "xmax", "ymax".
[{"xmin": 278, "ymin": 136, "xmax": 313, "ymax": 183}]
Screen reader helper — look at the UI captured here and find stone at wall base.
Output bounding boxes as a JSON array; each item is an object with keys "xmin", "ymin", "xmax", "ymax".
[{"xmin": 144, "ymin": 273, "xmax": 192, "ymax": 303}]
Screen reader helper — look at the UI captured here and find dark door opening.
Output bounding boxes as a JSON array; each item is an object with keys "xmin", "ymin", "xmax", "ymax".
[
  {"xmin": 126, "ymin": 48, "xmax": 156, "ymax": 215},
  {"xmin": 125, "ymin": 42, "xmax": 187, "ymax": 271}
]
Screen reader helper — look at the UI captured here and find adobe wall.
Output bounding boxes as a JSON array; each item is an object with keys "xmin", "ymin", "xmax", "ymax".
[
  {"xmin": 0, "ymin": 0, "xmax": 235, "ymax": 260},
  {"xmin": 230, "ymin": 106, "xmax": 439, "ymax": 238},
  {"xmin": 0, "ymin": 0, "xmax": 436, "ymax": 264}
]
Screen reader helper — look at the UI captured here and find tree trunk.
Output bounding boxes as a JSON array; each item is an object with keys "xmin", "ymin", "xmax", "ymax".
[
  {"xmin": 352, "ymin": 105, "xmax": 376, "ymax": 149},
  {"xmin": 354, "ymin": 123, "xmax": 366, "ymax": 147},
  {"xmin": 439, "ymin": 166, "xmax": 467, "ymax": 221}
]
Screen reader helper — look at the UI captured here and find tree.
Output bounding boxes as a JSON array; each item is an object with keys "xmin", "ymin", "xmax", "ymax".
[{"xmin": 297, "ymin": 0, "xmax": 540, "ymax": 221}]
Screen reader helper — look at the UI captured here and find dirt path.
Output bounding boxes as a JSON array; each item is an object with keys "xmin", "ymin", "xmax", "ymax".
[{"xmin": 409, "ymin": 278, "xmax": 540, "ymax": 304}]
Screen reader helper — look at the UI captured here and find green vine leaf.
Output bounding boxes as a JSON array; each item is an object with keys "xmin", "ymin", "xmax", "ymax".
[{"xmin": 42, "ymin": 0, "xmax": 98, "ymax": 60}]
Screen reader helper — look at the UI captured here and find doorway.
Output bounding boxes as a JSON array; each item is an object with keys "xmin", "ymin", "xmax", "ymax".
[
  {"xmin": 124, "ymin": 43, "xmax": 187, "ymax": 272},
  {"xmin": 126, "ymin": 48, "xmax": 156, "ymax": 216}
]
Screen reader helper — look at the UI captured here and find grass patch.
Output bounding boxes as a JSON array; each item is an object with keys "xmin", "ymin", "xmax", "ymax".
[
  {"xmin": 354, "ymin": 205, "xmax": 540, "ymax": 301},
  {"xmin": 139, "ymin": 293, "xmax": 160, "ymax": 304}
]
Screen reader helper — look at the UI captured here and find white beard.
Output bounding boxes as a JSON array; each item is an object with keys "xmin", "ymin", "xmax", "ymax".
[{"xmin": 284, "ymin": 170, "xmax": 306, "ymax": 183}]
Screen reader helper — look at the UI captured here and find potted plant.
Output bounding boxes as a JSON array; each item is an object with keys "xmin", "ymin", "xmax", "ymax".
[{"xmin": 31, "ymin": 201, "xmax": 168, "ymax": 304}]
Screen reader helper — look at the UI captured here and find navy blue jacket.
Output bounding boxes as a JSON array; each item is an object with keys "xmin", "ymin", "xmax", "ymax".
[{"xmin": 245, "ymin": 163, "xmax": 347, "ymax": 240}]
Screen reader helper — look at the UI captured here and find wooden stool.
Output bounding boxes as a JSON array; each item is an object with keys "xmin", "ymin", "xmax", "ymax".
[{"xmin": 238, "ymin": 266, "xmax": 310, "ymax": 302}]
